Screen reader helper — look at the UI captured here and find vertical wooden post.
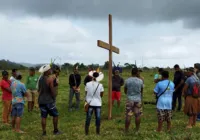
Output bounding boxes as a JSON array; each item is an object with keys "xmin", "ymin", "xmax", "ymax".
[
  {"xmin": 97, "ymin": 14, "xmax": 119, "ymax": 120},
  {"xmin": 108, "ymin": 14, "xmax": 112, "ymax": 120}
]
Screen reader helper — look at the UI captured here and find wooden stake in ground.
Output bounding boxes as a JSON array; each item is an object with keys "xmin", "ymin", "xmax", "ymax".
[{"xmin": 97, "ymin": 14, "xmax": 119, "ymax": 120}]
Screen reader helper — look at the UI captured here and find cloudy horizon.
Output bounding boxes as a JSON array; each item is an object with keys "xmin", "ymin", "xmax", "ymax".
[{"xmin": 1, "ymin": 0, "xmax": 200, "ymax": 68}]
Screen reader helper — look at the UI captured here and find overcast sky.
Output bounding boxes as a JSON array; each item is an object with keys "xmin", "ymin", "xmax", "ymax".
[{"xmin": 1, "ymin": 0, "xmax": 200, "ymax": 67}]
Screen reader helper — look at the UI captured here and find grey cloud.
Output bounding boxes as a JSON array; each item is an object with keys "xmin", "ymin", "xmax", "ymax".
[{"xmin": 1, "ymin": 0, "xmax": 200, "ymax": 28}]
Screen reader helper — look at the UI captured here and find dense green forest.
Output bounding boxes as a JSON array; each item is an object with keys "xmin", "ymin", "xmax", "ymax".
[{"xmin": 0, "ymin": 59, "xmax": 27, "ymax": 70}]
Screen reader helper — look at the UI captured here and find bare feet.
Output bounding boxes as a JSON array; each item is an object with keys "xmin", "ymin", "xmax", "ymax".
[
  {"xmin": 155, "ymin": 129, "xmax": 162, "ymax": 133},
  {"xmin": 15, "ymin": 130, "xmax": 26, "ymax": 134},
  {"xmin": 3, "ymin": 123, "xmax": 10, "ymax": 126},
  {"xmin": 186, "ymin": 125, "xmax": 192, "ymax": 129}
]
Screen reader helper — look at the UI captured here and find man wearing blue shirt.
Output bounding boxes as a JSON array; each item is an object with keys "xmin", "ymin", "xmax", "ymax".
[{"xmin": 154, "ymin": 71, "xmax": 174, "ymax": 132}]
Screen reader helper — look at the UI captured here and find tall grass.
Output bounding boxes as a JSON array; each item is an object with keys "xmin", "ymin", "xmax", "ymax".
[{"xmin": 0, "ymin": 70, "xmax": 200, "ymax": 140}]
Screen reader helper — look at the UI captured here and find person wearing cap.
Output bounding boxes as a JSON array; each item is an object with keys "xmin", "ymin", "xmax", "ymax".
[
  {"xmin": 38, "ymin": 64, "xmax": 62, "ymax": 136},
  {"xmin": 194, "ymin": 63, "xmax": 200, "ymax": 121},
  {"xmin": 124, "ymin": 67, "xmax": 144, "ymax": 132},
  {"xmin": 26, "ymin": 67, "xmax": 39, "ymax": 112},
  {"xmin": 10, "ymin": 69, "xmax": 17, "ymax": 82},
  {"xmin": 182, "ymin": 66, "xmax": 200, "ymax": 128},
  {"xmin": 10, "ymin": 72, "xmax": 28, "ymax": 133},
  {"xmin": 172, "ymin": 64, "xmax": 184, "ymax": 111},
  {"xmin": 154, "ymin": 71, "xmax": 174, "ymax": 132},
  {"xmin": 154, "ymin": 68, "xmax": 163, "ymax": 83},
  {"xmin": 0, "ymin": 70, "xmax": 12, "ymax": 125},
  {"xmin": 112, "ymin": 67, "xmax": 124, "ymax": 108},
  {"xmin": 68, "ymin": 65, "xmax": 81, "ymax": 111},
  {"xmin": 85, "ymin": 70, "xmax": 104, "ymax": 135}
]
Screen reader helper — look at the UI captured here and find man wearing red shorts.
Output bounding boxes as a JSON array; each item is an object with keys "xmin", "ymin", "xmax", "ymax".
[{"xmin": 112, "ymin": 69, "xmax": 124, "ymax": 108}]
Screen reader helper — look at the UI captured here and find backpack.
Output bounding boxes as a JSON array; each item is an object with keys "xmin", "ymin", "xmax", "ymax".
[{"xmin": 192, "ymin": 75, "xmax": 200, "ymax": 98}]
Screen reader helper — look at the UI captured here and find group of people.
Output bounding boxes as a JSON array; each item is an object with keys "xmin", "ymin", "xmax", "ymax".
[
  {"xmin": 153, "ymin": 64, "xmax": 200, "ymax": 131},
  {"xmin": 1, "ymin": 62, "xmax": 200, "ymax": 136},
  {"xmin": 0, "ymin": 65, "xmax": 61, "ymax": 135}
]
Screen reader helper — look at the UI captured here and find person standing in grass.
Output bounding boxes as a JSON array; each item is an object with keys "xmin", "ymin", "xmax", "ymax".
[
  {"xmin": 172, "ymin": 64, "xmax": 184, "ymax": 111},
  {"xmin": 11, "ymin": 72, "xmax": 28, "ymax": 133},
  {"xmin": 112, "ymin": 67, "xmax": 124, "ymax": 108},
  {"xmin": 182, "ymin": 66, "xmax": 200, "ymax": 128},
  {"xmin": 85, "ymin": 70, "xmax": 104, "ymax": 135},
  {"xmin": 124, "ymin": 67, "xmax": 143, "ymax": 132},
  {"xmin": 68, "ymin": 65, "xmax": 81, "ymax": 111},
  {"xmin": 26, "ymin": 67, "xmax": 39, "ymax": 112},
  {"xmin": 154, "ymin": 68, "xmax": 163, "ymax": 83},
  {"xmin": 138, "ymin": 69, "xmax": 144, "ymax": 83},
  {"xmin": 193, "ymin": 63, "xmax": 200, "ymax": 121},
  {"xmin": 0, "ymin": 70, "xmax": 12, "ymax": 125},
  {"xmin": 10, "ymin": 69, "xmax": 17, "ymax": 82},
  {"xmin": 38, "ymin": 64, "xmax": 62, "ymax": 136},
  {"xmin": 51, "ymin": 65, "xmax": 61, "ymax": 99},
  {"xmin": 154, "ymin": 71, "xmax": 174, "ymax": 132},
  {"xmin": 84, "ymin": 67, "xmax": 93, "ymax": 86}
]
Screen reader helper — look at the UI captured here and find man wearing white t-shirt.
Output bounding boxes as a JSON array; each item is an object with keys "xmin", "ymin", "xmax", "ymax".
[
  {"xmin": 10, "ymin": 69, "xmax": 17, "ymax": 82},
  {"xmin": 85, "ymin": 71, "xmax": 104, "ymax": 135}
]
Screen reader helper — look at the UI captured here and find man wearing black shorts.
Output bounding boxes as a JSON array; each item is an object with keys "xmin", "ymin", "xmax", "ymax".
[{"xmin": 38, "ymin": 64, "xmax": 61, "ymax": 136}]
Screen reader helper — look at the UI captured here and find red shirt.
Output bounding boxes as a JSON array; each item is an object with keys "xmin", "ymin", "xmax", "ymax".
[{"xmin": 0, "ymin": 79, "xmax": 12, "ymax": 100}]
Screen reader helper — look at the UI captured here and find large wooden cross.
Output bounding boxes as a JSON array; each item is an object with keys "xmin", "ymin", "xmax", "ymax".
[{"xmin": 97, "ymin": 14, "xmax": 120, "ymax": 120}]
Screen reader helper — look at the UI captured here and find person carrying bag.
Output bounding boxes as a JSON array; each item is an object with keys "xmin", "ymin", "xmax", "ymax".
[
  {"xmin": 84, "ymin": 84, "xmax": 99, "ymax": 112},
  {"xmin": 84, "ymin": 69, "xmax": 104, "ymax": 135}
]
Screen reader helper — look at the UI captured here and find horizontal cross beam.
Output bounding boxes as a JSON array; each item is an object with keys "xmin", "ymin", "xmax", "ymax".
[{"xmin": 97, "ymin": 40, "xmax": 119, "ymax": 54}]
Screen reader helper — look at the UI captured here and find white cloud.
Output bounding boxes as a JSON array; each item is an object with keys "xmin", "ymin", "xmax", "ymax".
[
  {"xmin": 1, "ymin": 13, "xmax": 200, "ymax": 68},
  {"xmin": 0, "ymin": 14, "xmax": 98, "ymax": 64}
]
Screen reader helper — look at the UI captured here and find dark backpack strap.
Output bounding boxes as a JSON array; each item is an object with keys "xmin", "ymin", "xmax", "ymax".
[
  {"xmin": 88, "ymin": 84, "xmax": 100, "ymax": 105},
  {"xmin": 156, "ymin": 81, "xmax": 170, "ymax": 104}
]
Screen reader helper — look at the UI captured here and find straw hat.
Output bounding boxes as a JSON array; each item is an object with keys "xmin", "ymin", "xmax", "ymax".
[{"xmin": 39, "ymin": 64, "xmax": 51, "ymax": 73}]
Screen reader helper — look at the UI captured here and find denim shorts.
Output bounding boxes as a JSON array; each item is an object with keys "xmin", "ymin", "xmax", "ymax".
[
  {"xmin": 39, "ymin": 103, "xmax": 59, "ymax": 118},
  {"xmin": 11, "ymin": 103, "xmax": 24, "ymax": 117}
]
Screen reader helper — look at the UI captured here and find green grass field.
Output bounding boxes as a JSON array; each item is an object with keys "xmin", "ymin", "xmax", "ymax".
[{"xmin": 0, "ymin": 70, "xmax": 200, "ymax": 140}]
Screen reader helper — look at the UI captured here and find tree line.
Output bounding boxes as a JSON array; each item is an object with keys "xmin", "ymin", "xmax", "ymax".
[{"xmin": 0, "ymin": 59, "xmax": 172, "ymax": 71}]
